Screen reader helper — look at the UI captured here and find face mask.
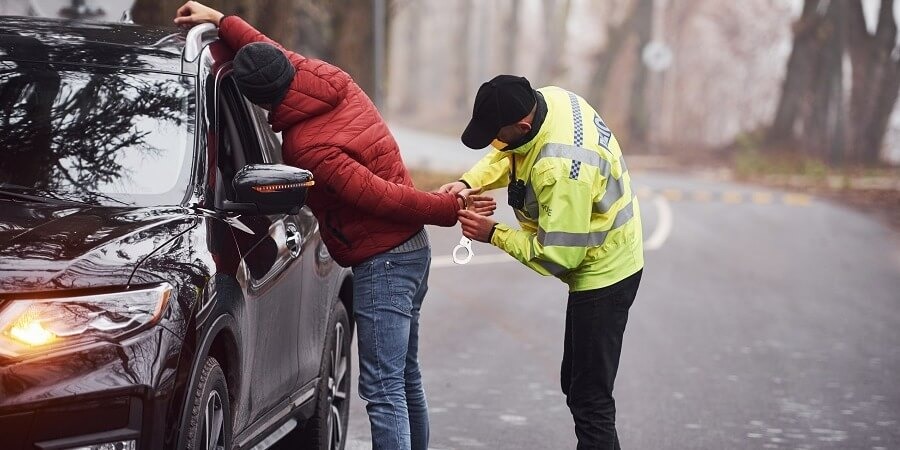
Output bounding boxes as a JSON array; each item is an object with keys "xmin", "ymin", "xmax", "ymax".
[
  {"xmin": 490, "ymin": 139, "xmax": 508, "ymax": 151},
  {"xmin": 498, "ymin": 123, "xmax": 533, "ymax": 151}
]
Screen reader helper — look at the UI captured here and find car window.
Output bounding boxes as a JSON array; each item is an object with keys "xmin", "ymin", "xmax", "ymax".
[
  {"xmin": 215, "ymin": 77, "xmax": 265, "ymax": 203},
  {"xmin": 246, "ymin": 101, "xmax": 283, "ymax": 164},
  {"xmin": 0, "ymin": 60, "xmax": 195, "ymax": 206}
]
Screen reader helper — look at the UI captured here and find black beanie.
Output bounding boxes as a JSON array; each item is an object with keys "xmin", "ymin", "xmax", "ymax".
[{"xmin": 232, "ymin": 42, "xmax": 296, "ymax": 106}]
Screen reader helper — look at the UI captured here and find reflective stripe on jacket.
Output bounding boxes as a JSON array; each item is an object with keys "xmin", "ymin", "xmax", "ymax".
[{"xmin": 461, "ymin": 87, "xmax": 644, "ymax": 292}]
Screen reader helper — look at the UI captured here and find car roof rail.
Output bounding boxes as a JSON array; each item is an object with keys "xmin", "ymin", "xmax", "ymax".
[{"xmin": 183, "ymin": 23, "xmax": 218, "ymax": 63}]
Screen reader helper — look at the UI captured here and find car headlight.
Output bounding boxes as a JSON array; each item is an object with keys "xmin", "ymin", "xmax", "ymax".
[{"xmin": 0, "ymin": 284, "xmax": 172, "ymax": 358}]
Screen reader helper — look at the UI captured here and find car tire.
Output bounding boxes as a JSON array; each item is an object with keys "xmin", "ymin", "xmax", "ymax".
[
  {"xmin": 280, "ymin": 300, "xmax": 351, "ymax": 450},
  {"xmin": 184, "ymin": 357, "xmax": 232, "ymax": 450}
]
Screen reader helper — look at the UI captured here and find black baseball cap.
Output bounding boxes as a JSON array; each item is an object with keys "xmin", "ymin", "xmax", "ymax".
[{"xmin": 461, "ymin": 75, "xmax": 537, "ymax": 149}]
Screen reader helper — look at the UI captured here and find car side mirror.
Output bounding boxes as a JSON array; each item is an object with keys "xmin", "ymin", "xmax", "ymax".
[{"xmin": 220, "ymin": 164, "xmax": 313, "ymax": 215}]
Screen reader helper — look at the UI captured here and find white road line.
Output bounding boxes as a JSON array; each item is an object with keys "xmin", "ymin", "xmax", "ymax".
[
  {"xmin": 644, "ymin": 194, "xmax": 673, "ymax": 251},
  {"xmin": 431, "ymin": 194, "xmax": 673, "ymax": 268}
]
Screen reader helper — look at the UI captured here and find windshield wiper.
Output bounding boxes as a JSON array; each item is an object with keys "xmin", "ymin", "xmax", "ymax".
[
  {"xmin": 0, "ymin": 183, "xmax": 87, "ymax": 206},
  {"xmin": 0, "ymin": 183, "xmax": 132, "ymax": 206}
]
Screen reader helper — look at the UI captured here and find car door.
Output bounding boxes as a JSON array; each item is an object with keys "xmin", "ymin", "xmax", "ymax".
[
  {"xmin": 244, "ymin": 101, "xmax": 328, "ymax": 384},
  {"xmin": 214, "ymin": 76, "xmax": 305, "ymax": 423}
]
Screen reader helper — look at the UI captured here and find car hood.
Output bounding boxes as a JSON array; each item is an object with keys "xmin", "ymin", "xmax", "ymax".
[{"xmin": 0, "ymin": 199, "xmax": 196, "ymax": 293}]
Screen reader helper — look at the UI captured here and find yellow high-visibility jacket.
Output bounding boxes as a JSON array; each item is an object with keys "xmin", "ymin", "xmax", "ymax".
[{"xmin": 461, "ymin": 87, "xmax": 644, "ymax": 292}]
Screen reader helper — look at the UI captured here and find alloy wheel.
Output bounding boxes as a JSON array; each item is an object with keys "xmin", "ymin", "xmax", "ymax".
[
  {"xmin": 326, "ymin": 322, "xmax": 349, "ymax": 450},
  {"xmin": 203, "ymin": 390, "xmax": 226, "ymax": 450}
]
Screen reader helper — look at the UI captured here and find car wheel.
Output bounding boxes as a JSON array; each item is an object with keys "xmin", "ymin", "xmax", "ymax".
[
  {"xmin": 281, "ymin": 300, "xmax": 351, "ymax": 450},
  {"xmin": 184, "ymin": 357, "xmax": 232, "ymax": 450}
]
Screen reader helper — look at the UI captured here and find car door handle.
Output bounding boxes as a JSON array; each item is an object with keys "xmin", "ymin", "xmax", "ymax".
[{"xmin": 285, "ymin": 230, "xmax": 302, "ymax": 257}]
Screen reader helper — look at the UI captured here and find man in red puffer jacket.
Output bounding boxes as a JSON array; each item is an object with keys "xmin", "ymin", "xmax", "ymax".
[{"xmin": 176, "ymin": 3, "xmax": 495, "ymax": 450}]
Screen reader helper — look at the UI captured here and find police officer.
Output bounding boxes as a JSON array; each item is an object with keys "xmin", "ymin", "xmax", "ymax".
[{"xmin": 440, "ymin": 75, "xmax": 644, "ymax": 449}]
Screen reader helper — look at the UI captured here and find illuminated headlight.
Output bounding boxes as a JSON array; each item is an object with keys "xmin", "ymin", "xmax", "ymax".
[
  {"xmin": 66, "ymin": 441, "xmax": 136, "ymax": 450},
  {"xmin": 0, "ymin": 285, "xmax": 171, "ymax": 358}
]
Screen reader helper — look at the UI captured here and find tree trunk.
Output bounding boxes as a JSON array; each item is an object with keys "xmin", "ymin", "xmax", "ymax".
[
  {"xmin": 396, "ymin": 0, "xmax": 422, "ymax": 113},
  {"xmin": 292, "ymin": 0, "xmax": 333, "ymax": 59},
  {"xmin": 503, "ymin": 0, "xmax": 522, "ymax": 73},
  {"xmin": 587, "ymin": 0, "xmax": 640, "ymax": 108},
  {"xmin": 331, "ymin": 0, "xmax": 375, "ymax": 97},
  {"xmin": 131, "ymin": 0, "xmax": 189, "ymax": 25},
  {"xmin": 537, "ymin": 0, "xmax": 571, "ymax": 85},
  {"xmin": 805, "ymin": 0, "xmax": 846, "ymax": 163},
  {"xmin": 767, "ymin": 0, "xmax": 823, "ymax": 144},
  {"xmin": 847, "ymin": 0, "xmax": 900, "ymax": 165},
  {"xmin": 627, "ymin": 0, "xmax": 653, "ymax": 144},
  {"xmin": 766, "ymin": 0, "xmax": 848, "ymax": 163},
  {"xmin": 253, "ymin": 0, "xmax": 298, "ymax": 49},
  {"xmin": 455, "ymin": 0, "xmax": 474, "ymax": 111}
]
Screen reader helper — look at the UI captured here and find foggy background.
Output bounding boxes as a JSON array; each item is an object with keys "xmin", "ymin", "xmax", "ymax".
[{"xmin": 2, "ymin": 0, "xmax": 899, "ymax": 167}]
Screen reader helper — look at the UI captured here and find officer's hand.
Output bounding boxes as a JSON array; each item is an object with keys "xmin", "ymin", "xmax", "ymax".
[
  {"xmin": 458, "ymin": 210, "xmax": 497, "ymax": 243},
  {"xmin": 466, "ymin": 195, "xmax": 496, "ymax": 217},
  {"xmin": 174, "ymin": 1, "xmax": 224, "ymax": 27},
  {"xmin": 437, "ymin": 181, "xmax": 468, "ymax": 195}
]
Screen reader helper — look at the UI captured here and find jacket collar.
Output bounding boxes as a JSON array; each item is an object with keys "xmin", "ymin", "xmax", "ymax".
[{"xmin": 502, "ymin": 90, "xmax": 547, "ymax": 156}]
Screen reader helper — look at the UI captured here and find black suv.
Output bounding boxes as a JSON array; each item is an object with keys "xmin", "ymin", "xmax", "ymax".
[{"xmin": 0, "ymin": 17, "xmax": 353, "ymax": 450}]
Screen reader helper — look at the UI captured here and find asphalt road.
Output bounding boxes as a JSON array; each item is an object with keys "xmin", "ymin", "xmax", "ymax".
[{"xmin": 344, "ymin": 127, "xmax": 900, "ymax": 450}]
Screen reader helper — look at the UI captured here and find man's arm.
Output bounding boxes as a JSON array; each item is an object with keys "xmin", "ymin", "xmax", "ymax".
[
  {"xmin": 492, "ymin": 168, "xmax": 593, "ymax": 275},
  {"xmin": 298, "ymin": 144, "xmax": 466, "ymax": 226},
  {"xmin": 174, "ymin": 1, "xmax": 224, "ymax": 27},
  {"xmin": 460, "ymin": 164, "xmax": 593, "ymax": 276},
  {"xmin": 175, "ymin": 2, "xmax": 343, "ymax": 112},
  {"xmin": 175, "ymin": 2, "xmax": 295, "ymax": 57}
]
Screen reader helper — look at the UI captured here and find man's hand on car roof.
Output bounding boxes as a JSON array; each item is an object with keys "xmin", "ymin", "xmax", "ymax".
[{"xmin": 174, "ymin": 1, "xmax": 225, "ymax": 27}]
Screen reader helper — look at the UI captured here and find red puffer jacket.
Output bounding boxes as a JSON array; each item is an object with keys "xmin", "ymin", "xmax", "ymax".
[{"xmin": 218, "ymin": 16, "xmax": 460, "ymax": 267}]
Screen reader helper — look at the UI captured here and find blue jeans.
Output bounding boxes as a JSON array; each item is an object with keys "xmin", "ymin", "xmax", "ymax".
[{"xmin": 353, "ymin": 245, "xmax": 431, "ymax": 450}]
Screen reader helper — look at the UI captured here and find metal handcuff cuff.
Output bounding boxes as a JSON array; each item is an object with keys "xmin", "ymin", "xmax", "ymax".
[
  {"xmin": 453, "ymin": 155, "xmax": 527, "ymax": 265},
  {"xmin": 453, "ymin": 192, "xmax": 474, "ymax": 265},
  {"xmin": 453, "ymin": 236, "xmax": 474, "ymax": 265}
]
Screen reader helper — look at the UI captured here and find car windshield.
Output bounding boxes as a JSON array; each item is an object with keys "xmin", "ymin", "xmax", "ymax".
[{"xmin": 0, "ymin": 60, "xmax": 195, "ymax": 207}]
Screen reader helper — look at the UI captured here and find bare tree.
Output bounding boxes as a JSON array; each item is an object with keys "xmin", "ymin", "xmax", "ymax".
[
  {"xmin": 254, "ymin": 0, "xmax": 299, "ymax": 51},
  {"xmin": 537, "ymin": 0, "xmax": 572, "ymax": 86},
  {"xmin": 767, "ymin": 0, "xmax": 899, "ymax": 165},
  {"xmin": 588, "ymin": 0, "xmax": 638, "ymax": 105},
  {"xmin": 766, "ymin": 0, "xmax": 846, "ymax": 162},
  {"xmin": 455, "ymin": 0, "xmax": 474, "ymax": 111},
  {"xmin": 846, "ymin": 0, "xmax": 900, "ymax": 165},
  {"xmin": 502, "ymin": 0, "xmax": 523, "ymax": 74},
  {"xmin": 331, "ymin": 0, "xmax": 376, "ymax": 95},
  {"xmin": 626, "ymin": 0, "xmax": 653, "ymax": 144},
  {"xmin": 396, "ymin": 0, "xmax": 423, "ymax": 113},
  {"xmin": 585, "ymin": 0, "xmax": 653, "ymax": 144}
]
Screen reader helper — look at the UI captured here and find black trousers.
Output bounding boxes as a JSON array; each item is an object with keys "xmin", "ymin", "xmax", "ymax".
[{"xmin": 561, "ymin": 269, "xmax": 642, "ymax": 450}]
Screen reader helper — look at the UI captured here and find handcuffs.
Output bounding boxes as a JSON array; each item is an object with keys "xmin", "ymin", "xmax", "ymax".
[
  {"xmin": 452, "ymin": 236, "xmax": 474, "ymax": 265},
  {"xmin": 453, "ymin": 191, "xmax": 475, "ymax": 265}
]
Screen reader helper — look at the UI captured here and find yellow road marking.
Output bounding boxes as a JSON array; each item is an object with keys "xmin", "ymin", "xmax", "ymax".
[
  {"xmin": 636, "ymin": 188, "xmax": 813, "ymax": 207},
  {"xmin": 662, "ymin": 189, "xmax": 683, "ymax": 201},
  {"xmin": 691, "ymin": 190, "xmax": 713, "ymax": 202},
  {"xmin": 751, "ymin": 192, "xmax": 773, "ymax": 204},
  {"xmin": 722, "ymin": 191, "xmax": 743, "ymax": 204},
  {"xmin": 783, "ymin": 193, "xmax": 811, "ymax": 206}
]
